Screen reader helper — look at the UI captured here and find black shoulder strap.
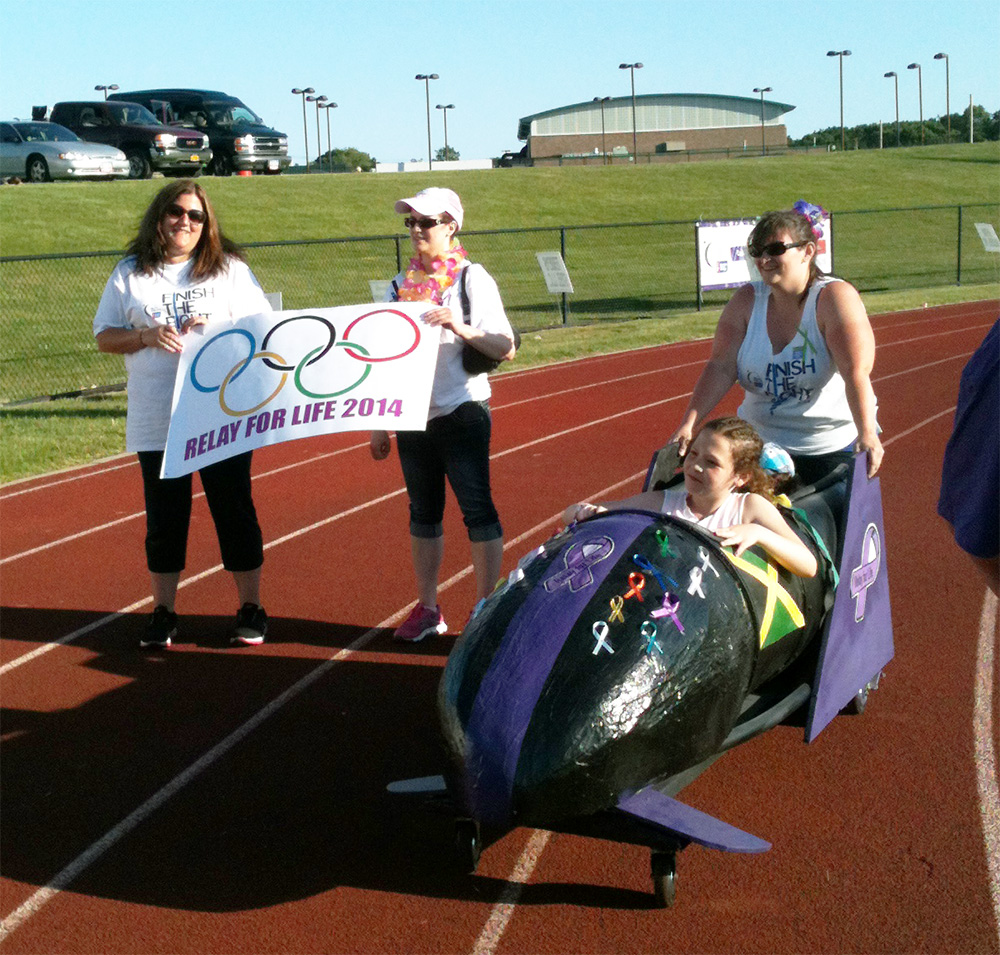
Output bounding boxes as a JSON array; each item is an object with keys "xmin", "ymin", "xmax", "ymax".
[
  {"xmin": 459, "ymin": 266, "xmax": 471, "ymax": 324},
  {"xmin": 390, "ymin": 279, "xmax": 399, "ymax": 301}
]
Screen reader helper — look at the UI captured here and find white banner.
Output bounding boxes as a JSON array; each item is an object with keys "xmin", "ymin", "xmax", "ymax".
[
  {"xmin": 161, "ymin": 303, "xmax": 439, "ymax": 478},
  {"xmin": 697, "ymin": 216, "xmax": 833, "ymax": 291}
]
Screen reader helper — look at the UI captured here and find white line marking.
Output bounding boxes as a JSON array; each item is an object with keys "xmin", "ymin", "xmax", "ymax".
[
  {"xmin": 974, "ymin": 589, "xmax": 1000, "ymax": 943},
  {"xmin": 471, "ymin": 830, "xmax": 552, "ymax": 955}
]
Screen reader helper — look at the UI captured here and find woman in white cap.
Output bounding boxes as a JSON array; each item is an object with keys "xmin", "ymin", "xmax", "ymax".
[{"xmin": 370, "ymin": 187, "xmax": 517, "ymax": 641}]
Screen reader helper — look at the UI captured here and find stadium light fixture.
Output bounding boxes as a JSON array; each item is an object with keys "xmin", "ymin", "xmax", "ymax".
[
  {"xmin": 306, "ymin": 95, "xmax": 327, "ymax": 172},
  {"xmin": 618, "ymin": 63, "xmax": 643, "ymax": 162},
  {"xmin": 826, "ymin": 50, "xmax": 851, "ymax": 152},
  {"xmin": 94, "ymin": 84, "xmax": 119, "ymax": 100},
  {"xmin": 884, "ymin": 72, "xmax": 900, "ymax": 147},
  {"xmin": 752, "ymin": 87, "xmax": 772, "ymax": 157},
  {"xmin": 416, "ymin": 74, "xmax": 439, "ymax": 171},
  {"xmin": 907, "ymin": 63, "xmax": 924, "ymax": 144},
  {"xmin": 436, "ymin": 104, "xmax": 455, "ymax": 161},
  {"xmin": 318, "ymin": 102, "xmax": 338, "ymax": 173},
  {"xmin": 291, "ymin": 87, "xmax": 316, "ymax": 171},
  {"xmin": 592, "ymin": 96, "xmax": 611, "ymax": 164},
  {"xmin": 934, "ymin": 52, "xmax": 950, "ymax": 141}
]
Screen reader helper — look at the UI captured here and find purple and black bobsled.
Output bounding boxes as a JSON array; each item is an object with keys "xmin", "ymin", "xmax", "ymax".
[{"xmin": 393, "ymin": 454, "xmax": 893, "ymax": 906}]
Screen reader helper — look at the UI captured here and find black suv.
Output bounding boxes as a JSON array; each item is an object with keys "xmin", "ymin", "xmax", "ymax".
[
  {"xmin": 48, "ymin": 101, "xmax": 210, "ymax": 179},
  {"xmin": 110, "ymin": 89, "xmax": 291, "ymax": 176}
]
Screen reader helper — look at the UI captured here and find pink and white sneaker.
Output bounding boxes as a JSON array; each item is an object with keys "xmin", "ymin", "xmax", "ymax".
[{"xmin": 393, "ymin": 603, "xmax": 447, "ymax": 642}]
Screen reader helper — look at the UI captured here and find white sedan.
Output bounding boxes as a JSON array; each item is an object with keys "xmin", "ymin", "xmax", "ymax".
[{"xmin": 0, "ymin": 121, "xmax": 130, "ymax": 182}]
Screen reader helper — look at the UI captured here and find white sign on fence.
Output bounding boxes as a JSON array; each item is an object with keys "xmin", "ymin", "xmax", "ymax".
[
  {"xmin": 536, "ymin": 251, "xmax": 575, "ymax": 294},
  {"xmin": 161, "ymin": 303, "xmax": 439, "ymax": 478},
  {"xmin": 975, "ymin": 223, "xmax": 1000, "ymax": 253}
]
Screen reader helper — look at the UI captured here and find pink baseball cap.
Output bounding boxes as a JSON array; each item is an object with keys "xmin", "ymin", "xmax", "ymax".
[{"xmin": 394, "ymin": 187, "xmax": 464, "ymax": 229}]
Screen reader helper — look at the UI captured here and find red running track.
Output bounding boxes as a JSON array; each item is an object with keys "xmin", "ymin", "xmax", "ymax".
[{"xmin": 1, "ymin": 300, "xmax": 998, "ymax": 954}]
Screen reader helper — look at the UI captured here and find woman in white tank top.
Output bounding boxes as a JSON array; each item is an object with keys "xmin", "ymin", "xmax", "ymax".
[
  {"xmin": 563, "ymin": 418, "xmax": 817, "ymax": 578},
  {"xmin": 668, "ymin": 202, "xmax": 883, "ymax": 485}
]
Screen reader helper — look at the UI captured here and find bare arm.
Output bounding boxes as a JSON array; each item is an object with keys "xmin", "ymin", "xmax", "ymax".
[
  {"xmin": 96, "ymin": 324, "xmax": 185, "ymax": 355},
  {"xmin": 717, "ymin": 494, "xmax": 819, "ymax": 577},
  {"xmin": 562, "ymin": 490, "xmax": 665, "ymax": 525},
  {"xmin": 669, "ymin": 284, "xmax": 752, "ymax": 453},
  {"xmin": 817, "ymin": 282, "xmax": 883, "ymax": 477}
]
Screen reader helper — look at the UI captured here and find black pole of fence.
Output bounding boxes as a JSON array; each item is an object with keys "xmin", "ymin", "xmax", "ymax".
[
  {"xmin": 956, "ymin": 204, "xmax": 963, "ymax": 286},
  {"xmin": 694, "ymin": 222, "xmax": 702, "ymax": 311},
  {"xmin": 560, "ymin": 227, "xmax": 568, "ymax": 324},
  {"xmin": 394, "ymin": 235, "xmax": 402, "ymax": 274}
]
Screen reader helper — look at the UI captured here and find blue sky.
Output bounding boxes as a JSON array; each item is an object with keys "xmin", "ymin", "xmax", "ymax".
[{"xmin": 2, "ymin": 0, "xmax": 997, "ymax": 165}]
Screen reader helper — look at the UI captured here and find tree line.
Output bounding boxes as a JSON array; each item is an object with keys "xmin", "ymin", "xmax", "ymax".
[{"xmin": 789, "ymin": 104, "xmax": 999, "ymax": 149}]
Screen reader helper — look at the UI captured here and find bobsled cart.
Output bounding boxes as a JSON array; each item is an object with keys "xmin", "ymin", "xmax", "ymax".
[{"xmin": 390, "ymin": 450, "xmax": 893, "ymax": 907}]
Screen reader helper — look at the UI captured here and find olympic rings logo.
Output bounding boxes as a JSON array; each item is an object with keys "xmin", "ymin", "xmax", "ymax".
[{"xmin": 189, "ymin": 310, "xmax": 421, "ymax": 417}]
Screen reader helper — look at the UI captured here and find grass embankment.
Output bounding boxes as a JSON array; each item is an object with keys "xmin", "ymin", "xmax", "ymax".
[{"xmin": 2, "ymin": 143, "xmax": 998, "ymax": 483}]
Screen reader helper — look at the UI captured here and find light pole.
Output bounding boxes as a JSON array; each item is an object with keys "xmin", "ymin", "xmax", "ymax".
[
  {"xmin": 291, "ymin": 87, "xmax": 315, "ymax": 172},
  {"xmin": 934, "ymin": 52, "xmax": 950, "ymax": 141},
  {"xmin": 306, "ymin": 94, "xmax": 327, "ymax": 171},
  {"xmin": 319, "ymin": 102, "xmax": 337, "ymax": 172},
  {"xmin": 435, "ymin": 104, "xmax": 455, "ymax": 160},
  {"xmin": 415, "ymin": 74, "xmax": 439, "ymax": 170},
  {"xmin": 826, "ymin": 50, "xmax": 851, "ymax": 151},
  {"xmin": 908, "ymin": 63, "xmax": 924, "ymax": 144},
  {"xmin": 592, "ymin": 96, "xmax": 610, "ymax": 164},
  {"xmin": 752, "ymin": 87, "xmax": 772, "ymax": 157},
  {"xmin": 94, "ymin": 84, "xmax": 118, "ymax": 100},
  {"xmin": 883, "ymin": 72, "xmax": 900, "ymax": 147},
  {"xmin": 618, "ymin": 62, "xmax": 643, "ymax": 162}
]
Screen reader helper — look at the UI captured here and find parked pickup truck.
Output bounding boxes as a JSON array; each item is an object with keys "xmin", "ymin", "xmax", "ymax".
[
  {"xmin": 110, "ymin": 89, "xmax": 291, "ymax": 176},
  {"xmin": 48, "ymin": 101, "xmax": 211, "ymax": 179}
]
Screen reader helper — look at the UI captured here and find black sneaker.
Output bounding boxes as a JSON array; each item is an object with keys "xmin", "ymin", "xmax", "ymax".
[
  {"xmin": 141, "ymin": 605, "xmax": 177, "ymax": 649},
  {"xmin": 231, "ymin": 603, "xmax": 267, "ymax": 646}
]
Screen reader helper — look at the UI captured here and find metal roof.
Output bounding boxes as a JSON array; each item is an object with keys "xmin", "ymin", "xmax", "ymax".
[{"xmin": 517, "ymin": 92, "xmax": 796, "ymax": 141}]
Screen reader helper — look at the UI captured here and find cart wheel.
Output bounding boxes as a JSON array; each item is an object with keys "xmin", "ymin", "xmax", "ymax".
[
  {"xmin": 651, "ymin": 851, "xmax": 677, "ymax": 908},
  {"xmin": 842, "ymin": 671, "xmax": 882, "ymax": 716},
  {"xmin": 454, "ymin": 819, "xmax": 481, "ymax": 874}
]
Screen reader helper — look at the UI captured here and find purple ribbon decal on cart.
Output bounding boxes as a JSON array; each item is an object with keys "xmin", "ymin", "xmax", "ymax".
[
  {"xmin": 850, "ymin": 523, "xmax": 881, "ymax": 621},
  {"xmin": 592, "ymin": 621, "xmax": 614, "ymax": 655},
  {"xmin": 651, "ymin": 592, "xmax": 684, "ymax": 633},
  {"xmin": 544, "ymin": 535, "xmax": 615, "ymax": 594}
]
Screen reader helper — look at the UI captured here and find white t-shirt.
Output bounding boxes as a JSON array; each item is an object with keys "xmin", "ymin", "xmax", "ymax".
[
  {"xmin": 660, "ymin": 486, "xmax": 747, "ymax": 532},
  {"xmin": 93, "ymin": 256, "xmax": 271, "ymax": 451},
  {"xmin": 736, "ymin": 277, "xmax": 867, "ymax": 455},
  {"xmin": 387, "ymin": 262, "xmax": 514, "ymax": 420}
]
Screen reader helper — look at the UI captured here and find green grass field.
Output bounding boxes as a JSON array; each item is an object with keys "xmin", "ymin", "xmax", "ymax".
[{"xmin": 1, "ymin": 143, "xmax": 998, "ymax": 483}]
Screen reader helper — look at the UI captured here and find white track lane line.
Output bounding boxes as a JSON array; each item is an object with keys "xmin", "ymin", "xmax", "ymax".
[
  {"xmin": 975, "ymin": 589, "xmax": 1000, "ymax": 944},
  {"xmin": 0, "ymin": 480, "xmax": 646, "ymax": 943}
]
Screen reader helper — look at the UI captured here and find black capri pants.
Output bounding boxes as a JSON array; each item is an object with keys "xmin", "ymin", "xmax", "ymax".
[{"xmin": 137, "ymin": 450, "xmax": 264, "ymax": 574}]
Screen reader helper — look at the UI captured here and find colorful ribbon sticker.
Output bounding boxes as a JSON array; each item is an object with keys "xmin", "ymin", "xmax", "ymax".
[
  {"xmin": 655, "ymin": 529, "xmax": 678, "ymax": 558},
  {"xmin": 592, "ymin": 621, "xmax": 614, "ymax": 655},
  {"xmin": 640, "ymin": 620, "xmax": 663, "ymax": 655},
  {"xmin": 608, "ymin": 595, "xmax": 625, "ymax": 624},
  {"xmin": 687, "ymin": 566, "xmax": 706, "ymax": 598},
  {"xmin": 632, "ymin": 554, "xmax": 675, "ymax": 593},
  {"xmin": 623, "ymin": 572, "xmax": 646, "ymax": 602},
  {"xmin": 543, "ymin": 535, "xmax": 615, "ymax": 594},
  {"xmin": 651, "ymin": 592, "xmax": 684, "ymax": 633},
  {"xmin": 850, "ymin": 523, "xmax": 881, "ymax": 622},
  {"xmin": 697, "ymin": 546, "xmax": 720, "ymax": 578}
]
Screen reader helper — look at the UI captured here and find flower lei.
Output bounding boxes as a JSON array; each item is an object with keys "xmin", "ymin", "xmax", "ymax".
[
  {"xmin": 793, "ymin": 199, "xmax": 827, "ymax": 239},
  {"xmin": 397, "ymin": 239, "xmax": 469, "ymax": 304}
]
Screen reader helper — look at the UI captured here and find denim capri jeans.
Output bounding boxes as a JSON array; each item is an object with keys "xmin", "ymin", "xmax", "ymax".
[{"xmin": 395, "ymin": 400, "xmax": 502, "ymax": 543}]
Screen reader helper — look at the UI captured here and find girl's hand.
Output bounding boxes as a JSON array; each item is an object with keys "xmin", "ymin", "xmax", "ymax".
[
  {"xmin": 714, "ymin": 523, "xmax": 763, "ymax": 556},
  {"xmin": 561, "ymin": 502, "xmax": 606, "ymax": 525},
  {"xmin": 370, "ymin": 431, "xmax": 391, "ymax": 460}
]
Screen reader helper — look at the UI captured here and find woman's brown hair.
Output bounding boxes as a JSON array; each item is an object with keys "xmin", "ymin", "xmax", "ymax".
[
  {"xmin": 698, "ymin": 416, "xmax": 774, "ymax": 500},
  {"xmin": 126, "ymin": 179, "xmax": 244, "ymax": 280},
  {"xmin": 747, "ymin": 208, "xmax": 824, "ymax": 288}
]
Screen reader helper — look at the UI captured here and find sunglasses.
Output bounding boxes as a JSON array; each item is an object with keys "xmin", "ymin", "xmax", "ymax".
[
  {"xmin": 748, "ymin": 239, "xmax": 809, "ymax": 258},
  {"xmin": 165, "ymin": 203, "xmax": 206, "ymax": 224},
  {"xmin": 404, "ymin": 215, "xmax": 446, "ymax": 230}
]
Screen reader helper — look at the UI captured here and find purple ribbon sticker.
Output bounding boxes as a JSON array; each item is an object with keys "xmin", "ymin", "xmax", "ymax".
[
  {"xmin": 651, "ymin": 592, "xmax": 684, "ymax": 633},
  {"xmin": 850, "ymin": 523, "xmax": 881, "ymax": 621},
  {"xmin": 543, "ymin": 535, "xmax": 615, "ymax": 594}
]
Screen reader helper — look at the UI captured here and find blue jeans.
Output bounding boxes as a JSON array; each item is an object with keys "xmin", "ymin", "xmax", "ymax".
[{"xmin": 396, "ymin": 400, "xmax": 502, "ymax": 543}]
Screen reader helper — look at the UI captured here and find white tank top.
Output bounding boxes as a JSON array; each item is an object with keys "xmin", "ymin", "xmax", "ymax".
[
  {"xmin": 660, "ymin": 487, "xmax": 747, "ymax": 532},
  {"xmin": 736, "ymin": 278, "xmax": 862, "ymax": 455}
]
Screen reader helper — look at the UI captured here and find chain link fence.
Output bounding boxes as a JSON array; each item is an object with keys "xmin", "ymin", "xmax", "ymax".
[{"xmin": 1, "ymin": 204, "xmax": 997, "ymax": 404}]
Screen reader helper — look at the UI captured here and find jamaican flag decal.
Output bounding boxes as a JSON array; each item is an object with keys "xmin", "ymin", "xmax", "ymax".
[{"xmin": 723, "ymin": 548, "xmax": 805, "ymax": 649}]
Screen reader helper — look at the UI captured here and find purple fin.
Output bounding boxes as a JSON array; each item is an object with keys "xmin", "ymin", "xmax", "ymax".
[{"xmin": 617, "ymin": 788, "xmax": 771, "ymax": 854}]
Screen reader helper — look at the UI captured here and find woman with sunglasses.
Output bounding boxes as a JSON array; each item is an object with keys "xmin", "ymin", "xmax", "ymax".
[
  {"xmin": 93, "ymin": 179, "xmax": 272, "ymax": 650},
  {"xmin": 669, "ymin": 201, "xmax": 883, "ymax": 488},
  {"xmin": 370, "ymin": 187, "xmax": 516, "ymax": 642}
]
